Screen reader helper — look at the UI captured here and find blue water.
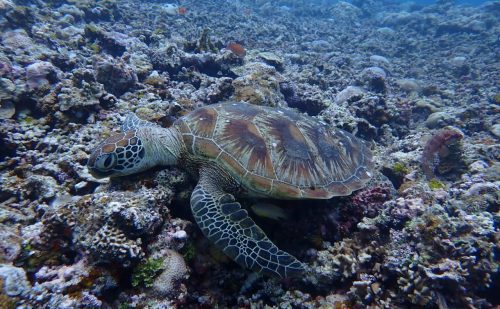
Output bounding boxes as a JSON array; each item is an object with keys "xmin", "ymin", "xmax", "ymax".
[
  {"xmin": 408, "ymin": 0, "xmax": 490, "ymax": 4},
  {"xmin": 341, "ymin": 0, "xmax": 490, "ymax": 5}
]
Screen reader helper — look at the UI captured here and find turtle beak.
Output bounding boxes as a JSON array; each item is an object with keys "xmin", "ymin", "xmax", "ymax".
[
  {"xmin": 88, "ymin": 168, "xmax": 113, "ymax": 179},
  {"xmin": 86, "ymin": 156, "xmax": 112, "ymax": 179}
]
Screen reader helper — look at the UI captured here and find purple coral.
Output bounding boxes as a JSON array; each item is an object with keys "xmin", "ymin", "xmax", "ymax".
[
  {"xmin": 421, "ymin": 128, "xmax": 464, "ymax": 179},
  {"xmin": 330, "ymin": 186, "xmax": 392, "ymax": 237}
]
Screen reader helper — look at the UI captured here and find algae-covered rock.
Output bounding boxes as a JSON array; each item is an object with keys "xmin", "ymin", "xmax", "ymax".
[
  {"xmin": 425, "ymin": 111, "xmax": 455, "ymax": 129},
  {"xmin": 232, "ymin": 62, "xmax": 285, "ymax": 107},
  {"xmin": 258, "ymin": 52, "xmax": 285, "ymax": 71},
  {"xmin": 94, "ymin": 56, "xmax": 137, "ymax": 96},
  {"xmin": 0, "ymin": 264, "xmax": 31, "ymax": 297}
]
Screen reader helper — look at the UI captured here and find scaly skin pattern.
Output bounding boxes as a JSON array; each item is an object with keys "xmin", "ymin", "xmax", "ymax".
[
  {"xmin": 190, "ymin": 165, "xmax": 305, "ymax": 278},
  {"xmin": 88, "ymin": 102, "xmax": 374, "ymax": 278},
  {"xmin": 87, "ymin": 129, "xmax": 146, "ymax": 178}
]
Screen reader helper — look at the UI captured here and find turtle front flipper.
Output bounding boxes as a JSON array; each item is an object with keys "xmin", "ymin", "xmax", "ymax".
[{"xmin": 190, "ymin": 169, "xmax": 305, "ymax": 279}]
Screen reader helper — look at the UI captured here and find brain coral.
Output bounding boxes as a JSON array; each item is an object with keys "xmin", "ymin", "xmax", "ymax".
[
  {"xmin": 87, "ymin": 223, "xmax": 144, "ymax": 267},
  {"xmin": 151, "ymin": 249, "xmax": 188, "ymax": 297}
]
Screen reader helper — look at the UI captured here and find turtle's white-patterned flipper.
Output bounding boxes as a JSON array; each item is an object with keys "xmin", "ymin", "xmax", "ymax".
[{"xmin": 190, "ymin": 166, "xmax": 305, "ymax": 279}]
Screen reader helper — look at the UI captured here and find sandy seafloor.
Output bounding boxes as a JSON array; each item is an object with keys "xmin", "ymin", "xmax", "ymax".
[{"xmin": 0, "ymin": 0, "xmax": 499, "ymax": 308}]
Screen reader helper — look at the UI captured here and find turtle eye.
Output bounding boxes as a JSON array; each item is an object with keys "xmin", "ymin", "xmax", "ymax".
[{"xmin": 96, "ymin": 153, "xmax": 117, "ymax": 170}]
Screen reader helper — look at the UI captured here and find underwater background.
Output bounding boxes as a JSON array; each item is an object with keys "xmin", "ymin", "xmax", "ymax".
[{"xmin": 0, "ymin": 0, "xmax": 498, "ymax": 308}]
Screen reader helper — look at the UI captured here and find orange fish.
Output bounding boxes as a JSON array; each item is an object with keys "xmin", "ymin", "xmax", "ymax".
[
  {"xmin": 178, "ymin": 7, "xmax": 187, "ymax": 15},
  {"xmin": 227, "ymin": 42, "xmax": 246, "ymax": 58}
]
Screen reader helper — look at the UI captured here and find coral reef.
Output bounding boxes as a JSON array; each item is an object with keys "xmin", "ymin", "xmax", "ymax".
[
  {"xmin": 421, "ymin": 127, "xmax": 465, "ymax": 180},
  {"xmin": 150, "ymin": 249, "xmax": 188, "ymax": 297},
  {"xmin": 0, "ymin": 0, "xmax": 498, "ymax": 307},
  {"xmin": 131, "ymin": 257, "xmax": 164, "ymax": 288}
]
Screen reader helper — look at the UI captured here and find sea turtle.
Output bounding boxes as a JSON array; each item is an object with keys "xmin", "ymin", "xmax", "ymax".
[{"xmin": 87, "ymin": 102, "xmax": 374, "ymax": 278}]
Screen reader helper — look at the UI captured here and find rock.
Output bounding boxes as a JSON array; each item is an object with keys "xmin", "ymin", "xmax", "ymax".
[
  {"xmin": 468, "ymin": 160, "xmax": 488, "ymax": 173},
  {"xmin": 376, "ymin": 27, "xmax": 396, "ymax": 36},
  {"xmin": 58, "ymin": 4, "xmax": 85, "ymax": 20},
  {"xmin": 490, "ymin": 123, "xmax": 500, "ymax": 138},
  {"xmin": 57, "ymin": 80, "xmax": 106, "ymax": 113},
  {"xmin": 286, "ymin": 82, "xmax": 330, "ymax": 116},
  {"xmin": 24, "ymin": 175, "xmax": 59, "ymax": 201},
  {"xmin": 94, "ymin": 57, "xmax": 137, "ymax": 96},
  {"xmin": 0, "ymin": 225, "xmax": 21, "ymax": 262},
  {"xmin": 171, "ymin": 230, "xmax": 187, "ymax": 240},
  {"xmin": 361, "ymin": 66, "xmax": 387, "ymax": 93},
  {"xmin": 415, "ymin": 99, "xmax": 443, "ymax": 113},
  {"xmin": 331, "ymin": 1, "xmax": 362, "ymax": 21},
  {"xmin": 0, "ymin": 77, "xmax": 15, "ymax": 101},
  {"xmin": 25, "ymin": 61, "xmax": 60, "ymax": 91},
  {"xmin": 369, "ymin": 55, "xmax": 390, "ymax": 69},
  {"xmin": 335, "ymin": 86, "xmax": 364, "ymax": 104},
  {"xmin": 0, "ymin": 77, "xmax": 16, "ymax": 119},
  {"xmin": 74, "ymin": 181, "xmax": 90, "ymax": 193},
  {"xmin": 129, "ymin": 53, "xmax": 153, "ymax": 80},
  {"xmin": 0, "ymin": 100, "xmax": 15, "ymax": 119},
  {"xmin": 205, "ymin": 77, "xmax": 234, "ymax": 104},
  {"xmin": 232, "ymin": 62, "xmax": 285, "ymax": 107},
  {"xmin": 307, "ymin": 40, "xmax": 331, "ymax": 52},
  {"xmin": 425, "ymin": 111, "xmax": 455, "ymax": 129},
  {"xmin": 0, "ymin": 264, "xmax": 31, "ymax": 296},
  {"xmin": 258, "ymin": 52, "xmax": 284, "ymax": 71},
  {"xmin": 396, "ymin": 78, "xmax": 421, "ymax": 93},
  {"xmin": 2, "ymin": 29, "xmax": 51, "ymax": 63},
  {"xmin": 108, "ymin": 197, "xmax": 163, "ymax": 237},
  {"xmin": 161, "ymin": 3, "xmax": 179, "ymax": 16},
  {"xmin": 0, "ymin": 57, "xmax": 13, "ymax": 78},
  {"xmin": 56, "ymin": 25, "xmax": 84, "ymax": 44},
  {"xmin": 0, "ymin": 0, "xmax": 14, "ymax": 11},
  {"xmin": 449, "ymin": 56, "xmax": 470, "ymax": 76},
  {"xmin": 450, "ymin": 56, "xmax": 467, "ymax": 67},
  {"xmin": 85, "ymin": 25, "xmax": 129, "ymax": 56}
]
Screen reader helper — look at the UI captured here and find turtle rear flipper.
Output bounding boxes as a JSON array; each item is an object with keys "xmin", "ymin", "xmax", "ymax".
[{"xmin": 190, "ymin": 168, "xmax": 305, "ymax": 279}]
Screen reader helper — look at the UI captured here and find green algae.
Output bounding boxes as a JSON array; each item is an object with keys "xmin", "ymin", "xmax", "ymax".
[
  {"xmin": 182, "ymin": 242, "xmax": 196, "ymax": 262},
  {"xmin": 131, "ymin": 258, "xmax": 164, "ymax": 288},
  {"xmin": 393, "ymin": 162, "xmax": 410, "ymax": 175},
  {"xmin": 88, "ymin": 43, "xmax": 101, "ymax": 53},
  {"xmin": 428, "ymin": 179, "xmax": 445, "ymax": 190},
  {"xmin": 494, "ymin": 93, "xmax": 500, "ymax": 104}
]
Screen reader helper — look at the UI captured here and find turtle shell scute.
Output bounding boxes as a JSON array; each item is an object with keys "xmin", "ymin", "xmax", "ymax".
[{"xmin": 174, "ymin": 102, "xmax": 373, "ymax": 199}]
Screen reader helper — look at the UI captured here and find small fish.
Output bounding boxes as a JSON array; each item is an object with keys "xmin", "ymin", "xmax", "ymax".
[
  {"xmin": 251, "ymin": 203, "xmax": 288, "ymax": 220},
  {"xmin": 178, "ymin": 7, "xmax": 187, "ymax": 15}
]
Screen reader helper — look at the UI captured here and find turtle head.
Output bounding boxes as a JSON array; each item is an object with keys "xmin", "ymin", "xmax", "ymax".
[
  {"xmin": 88, "ymin": 113, "xmax": 182, "ymax": 179},
  {"xmin": 87, "ymin": 130, "xmax": 151, "ymax": 178}
]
